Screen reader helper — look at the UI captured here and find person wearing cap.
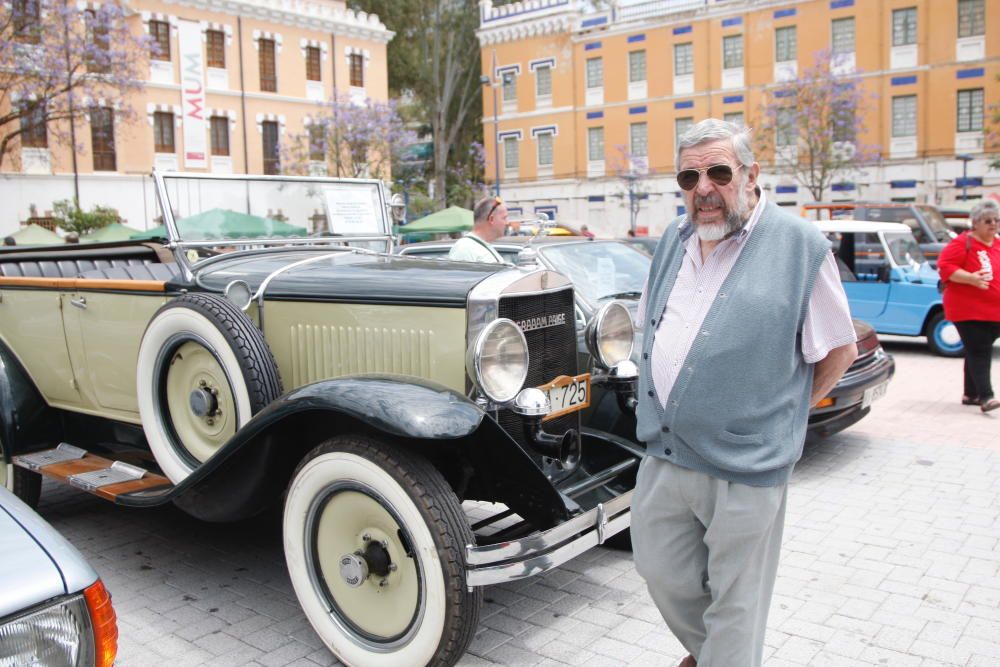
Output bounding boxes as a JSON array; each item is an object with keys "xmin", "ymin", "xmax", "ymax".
[
  {"xmin": 632, "ymin": 118, "xmax": 858, "ymax": 666},
  {"xmin": 447, "ymin": 196, "xmax": 507, "ymax": 263}
]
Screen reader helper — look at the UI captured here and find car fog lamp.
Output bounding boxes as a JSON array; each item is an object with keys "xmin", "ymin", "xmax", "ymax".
[
  {"xmin": 467, "ymin": 319, "xmax": 529, "ymax": 404},
  {"xmin": 586, "ymin": 301, "xmax": 635, "ymax": 370},
  {"xmin": 224, "ymin": 280, "xmax": 253, "ymax": 311},
  {"xmin": 0, "ymin": 594, "xmax": 95, "ymax": 667}
]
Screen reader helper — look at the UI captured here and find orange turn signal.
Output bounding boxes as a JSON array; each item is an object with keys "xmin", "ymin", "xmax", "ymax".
[
  {"xmin": 84, "ymin": 579, "xmax": 118, "ymax": 667},
  {"xmin": 815, "ymin": 397, "xmax": 835, "ymax": 408}
]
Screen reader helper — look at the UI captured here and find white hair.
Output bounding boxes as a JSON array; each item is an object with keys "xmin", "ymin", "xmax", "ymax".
[
  {"xmin": 970, "ymin": 200, "xmax": 999, "ymax": 224},
  {"xmin": 676, "ymin": 118, "xmax": 755, "ymax": 169}
]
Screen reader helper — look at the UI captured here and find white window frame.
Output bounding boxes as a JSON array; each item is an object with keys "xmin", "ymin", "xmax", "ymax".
[
  {"xmin": 503, "ymin": 136, "xmax": 519, "ymax": 172},
  {"xmin": 630, "ymin": 122, "xmax": 648, "ymax": 158}
]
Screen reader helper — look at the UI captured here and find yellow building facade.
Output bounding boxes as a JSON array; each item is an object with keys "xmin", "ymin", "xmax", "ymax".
[
  {"xmin": 478, "ymin": 0, "xmax": 999, "ymax": 235},
  {"xmin": 1, "ymin": 0, "xmax": 390, "ymax": 233}
]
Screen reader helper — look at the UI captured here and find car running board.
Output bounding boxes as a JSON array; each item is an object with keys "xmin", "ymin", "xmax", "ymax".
[{"xmin": 14, "ymin": 443, "xmax": 174, "ymax": 504}]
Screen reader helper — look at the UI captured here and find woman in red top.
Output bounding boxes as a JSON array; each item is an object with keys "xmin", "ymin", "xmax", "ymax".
[{"xmin": 938, "ymin": 200, "xmax": 1000, "ymax": 412}]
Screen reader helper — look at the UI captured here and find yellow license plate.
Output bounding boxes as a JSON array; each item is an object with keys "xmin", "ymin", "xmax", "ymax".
[{"xmin": 538, "ymin": 373, "xmax": 591, "ymax": 421}]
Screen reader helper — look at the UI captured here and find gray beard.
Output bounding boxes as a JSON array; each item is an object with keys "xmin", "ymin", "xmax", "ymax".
[{"xmin": 693, "ymin": 187, "xmax": 751, "ymax": 241}]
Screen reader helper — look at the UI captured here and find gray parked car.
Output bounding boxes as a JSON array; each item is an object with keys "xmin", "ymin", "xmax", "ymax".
[{"xmin": 0, "ymin": 486, "xmax": 118, "ymax": 666}]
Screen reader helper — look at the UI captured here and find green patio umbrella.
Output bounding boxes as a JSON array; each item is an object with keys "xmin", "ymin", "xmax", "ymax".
[
  {"xmin": 398, "ymin": 206, "xmax": 473, "ymax": 234},
  {"xmin": 131, "ymin": 208, "xmax": 307, "ymax": 240},
  {"xmin": 10, "ymin": 223, "xmax": 63, "ymax": 246},
  {"xmin": 81, "ymin": 222, "xmax": 144, "ymax": 244}
]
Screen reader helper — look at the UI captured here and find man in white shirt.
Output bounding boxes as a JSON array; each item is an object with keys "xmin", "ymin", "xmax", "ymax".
[{"xmin": 448, "ymin": 196, "xmax": 508, "ymax": 263}]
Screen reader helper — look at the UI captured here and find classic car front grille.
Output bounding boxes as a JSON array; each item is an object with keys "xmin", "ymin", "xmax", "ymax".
[{"xmin": 496, "ymin": 288, "xmax": 580, "ymax": 455}]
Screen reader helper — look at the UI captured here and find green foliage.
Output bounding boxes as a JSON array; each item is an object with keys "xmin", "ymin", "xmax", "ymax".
[
  {"xmin": 51, "ymin": 199, "xmax": 119, "ymax": 234},
  {"xmin": 349, "ymin": 0, "xmax": 484, "ymax": 206}
]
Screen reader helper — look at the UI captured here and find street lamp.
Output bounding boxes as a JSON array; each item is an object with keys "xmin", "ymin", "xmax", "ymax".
[
  {"xmin": 480, "ymin": 72, "xmax": 502, "ymax": 197},
  {"xmin": 956, "ymin": 153, "xmax": 973, "ymax": 202}
]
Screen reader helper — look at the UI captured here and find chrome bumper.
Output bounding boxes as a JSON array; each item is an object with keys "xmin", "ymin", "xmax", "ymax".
[{"xmin": 464, "ymin": 490, "xmax": 632, "ymax": 587}]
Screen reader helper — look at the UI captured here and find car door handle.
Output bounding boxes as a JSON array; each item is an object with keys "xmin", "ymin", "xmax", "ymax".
[{"xmin": 70, "ymin": 297, "xmax": 87, "ymax": 310}]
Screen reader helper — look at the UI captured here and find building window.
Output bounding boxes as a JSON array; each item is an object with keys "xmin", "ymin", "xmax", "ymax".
[
  {"xmin": 630, "ymin": 122, "xmax": 648, "ymax": 158},
  {"xmin": 308, "ymin": 124, "xmax": 325, "ymax": 162},
  {"xmin": 90, "ymin": 107, "xmax": 116, "ymax": 171},
  {"xmin": 629, "ymin": 50, "xmax": 646, "ymax": 83},
  {"xmin": 153, "ymin": 112, "xmax": 175, "ymax": 153},
  {"xmin": 206, "ymin": 30, "xmax": 225, "ymax": 68},
  {"xmin": 259, "ymin": 38, "xmax": 276, "ymax": 92},
  {"xmin": 958, "ymin": 0, "xmax": 984, "ymax": 37},
  {"xmin": 775, "ymin": 26, "xmax": 796, "ymax": 62},
  {"xmin": 724, "ymin": 111, "xmax": 744, "ymax": 127},
  {"xmin": 587, "ymin": 127, "xmax": 604, "ymax": 162},
  {"xmin": 501, "ymin": 72, "xmax": 516, "ymax": 102},
  {"xmin": 150, "ymin": 19, "xmax": 170, "ymax": 61},
  {"xmin": 537, "ymin": 132, "xmax": 554, "ymax": 167},
  {"xmin": 535, "ymin": 65, "xmax": 552, "ymax": 97},
  {"xmin": 306, "ymin": 46, "xmax": 321, "ymax": 82},
  {"xmin": 776, "ymin": 108, "xmax": 796, "ymax": 147},
  {"xmin": 832, "ymin": 17, "xmax": 855, "ymax": 55},
  {"xmin": 723, "ymin": 35, "xmax": 743, "ymax": 69},
  {"xmin": 85, "ymin": 10, "xmax": 111, "ymax": 73},
  {"xmin": 349, "ymin": 53, "xmax": 364, "ymax": 87},
  {"xmin": 20, "ymin": 102, "xmax": 47, "ymax": 149},
  {"xmin": 957, "ymin": 88, "xmax": 984, "ymax": 132},
  {"xmin": 210, "ymin": 116, "xmax": 229, "ymax": 156},
  {"xmin": 262, "ymin": 121, "xmax": 279, "ymax": 174},
  {"xmin": 892, "ymin": 8, "xmax": 917, "ymax": 46},
  {"xmin": 675, "ymin": 117, "xmax": 693, "ymax": 145},
  {"xmin": 674, "ymin": 43, "xmax": 693, "ymax": 76},
  {"xmin": 12, "ymin": 0, "xmax": 40, "ymax": 43},
  {"xmin": 586, "ymin": 57, "xmax": 603, "ymax": 89},
  {"xmin": 892, "ymin": 95, "xmax": 917, "ymax": 137},
  {"xmin": 503, "ymin": 136, "xmax": 518, "ymax": 170}
]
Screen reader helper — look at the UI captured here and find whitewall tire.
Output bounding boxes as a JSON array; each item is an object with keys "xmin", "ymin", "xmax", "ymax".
[
  {"xmin": 137, "ymin": 294, "xmax": 281, "ymax": 483},
  {"xmin": 283, "ymin": 436, "xmax": 480, "ymax": 667}
]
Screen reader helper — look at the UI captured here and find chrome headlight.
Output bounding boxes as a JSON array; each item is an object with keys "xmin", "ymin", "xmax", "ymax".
[
  {"xmin": 467, "ymin": 318, "xmax": 529, "ymax": 404},
  {"xmin": 585, "ymin": 301, "xmax": 635, "ymax": 370}
]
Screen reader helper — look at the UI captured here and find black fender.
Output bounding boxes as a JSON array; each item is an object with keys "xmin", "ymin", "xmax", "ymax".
[
  {"xmin": 163, "ymin": 375, "xmax": 574, "ymax": 527},
  {"xmin": 0, "ymin": 338, "xmax": 61, "ymax": 461}
]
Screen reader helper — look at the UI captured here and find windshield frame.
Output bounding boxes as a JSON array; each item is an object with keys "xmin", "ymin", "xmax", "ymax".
[
  {"xmin": 153, "ymin": 171, "xmax": 394, "ymax": 281},
  {"xmin": 914, "ymin": 205, "xmax": 954, "ymax": 242}
]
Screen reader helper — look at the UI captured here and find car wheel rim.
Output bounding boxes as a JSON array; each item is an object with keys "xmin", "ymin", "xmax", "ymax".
[
  {"xmin": 160, "ymin": 337, "xmax": 238, "ymax": 465},
  {"xmin": 936, "ymin": 320, "xmax": 963, "ymax": 352},
  {"xmin": 307, "ymin": 482, "xmax": 423, "ymax": 648}
]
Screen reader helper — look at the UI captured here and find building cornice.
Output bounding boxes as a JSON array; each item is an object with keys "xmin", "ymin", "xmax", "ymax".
[
  {"xmin": 157, "ymin": 0, "xmax": 393, "ymax": 43},
  {"xmin": 477, "ymin": 0, "xmax": 577, "ymax": 46}
]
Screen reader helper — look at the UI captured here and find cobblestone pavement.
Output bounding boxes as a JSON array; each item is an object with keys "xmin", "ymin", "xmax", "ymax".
[{"xmin": 36, "ymin": 339, "xmax": 1000, "ymax": 666}]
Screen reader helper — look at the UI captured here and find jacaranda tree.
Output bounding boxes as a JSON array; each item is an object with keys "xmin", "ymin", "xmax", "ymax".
[
  {"xmin": 281, "ymin": 94, "xmax": 416, "ymax": 180},
  {"xmin": 0, "ymin": 0, "xmax": 152, "ymax": 196},
  {"xmin": 755, "ymin": 50, "xmax": 879, "ymax": 201}
]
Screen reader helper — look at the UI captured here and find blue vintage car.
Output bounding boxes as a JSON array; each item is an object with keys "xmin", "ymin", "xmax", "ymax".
[{"xmin": 817, "ymin": 220, "xmax": 962, "ymax": 356}]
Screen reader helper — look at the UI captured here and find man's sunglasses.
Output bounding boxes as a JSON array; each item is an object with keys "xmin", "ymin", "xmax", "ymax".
[
  {"xmin": 676, "ymin": 164, "xmax": 741, "ymax": 191},
  {"xmin": 487, "ymin": 196, "xmax": 503, "ymax": 218}
]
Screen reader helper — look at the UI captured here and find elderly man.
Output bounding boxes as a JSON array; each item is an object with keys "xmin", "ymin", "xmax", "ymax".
[
  {"xmin": 448, "ymin": 195, "xmax": 507, "ymax": 263},
  {"xmin": 632, "ymin": 119, "xmax": 858, "ymax": 666}
]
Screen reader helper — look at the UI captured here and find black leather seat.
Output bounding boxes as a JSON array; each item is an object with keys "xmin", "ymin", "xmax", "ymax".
[{"xmin": 78, "ymin": 263, "xmax": 180, "ymax": 281}]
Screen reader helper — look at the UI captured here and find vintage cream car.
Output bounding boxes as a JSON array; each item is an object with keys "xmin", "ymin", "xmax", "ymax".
[{"xmin": 0, "ymin": 173, "xmax": 639, "ymax": 667}]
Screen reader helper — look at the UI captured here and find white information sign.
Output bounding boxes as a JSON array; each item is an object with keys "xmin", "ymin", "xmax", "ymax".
[
  {"xmin": 179, "ymin": 20, "xmax": 207, "ymax": 169},
  {"xmin": 322, "ymin": 184, "xmax": 384, "ymax": 236}
]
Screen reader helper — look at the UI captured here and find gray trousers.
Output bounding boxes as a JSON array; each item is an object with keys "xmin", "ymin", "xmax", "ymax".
[{"xmin": 631, "ymin": 456, "xmax": 788, "ymax": 667}]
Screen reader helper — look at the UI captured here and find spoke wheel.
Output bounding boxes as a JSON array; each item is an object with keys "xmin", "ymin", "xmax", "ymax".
[
  {"xmin": 284, "ymin": 435, "xmax": 480, "ymax": 667},
  {"xmin": 137, "ymin": 293, "xmax": 282, "ymax": 482}
]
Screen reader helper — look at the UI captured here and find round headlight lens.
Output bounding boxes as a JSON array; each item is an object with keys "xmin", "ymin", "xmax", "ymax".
[
  {"xmin": 587, "ymin": 301, "xmax": 635, "ymax": 369},
  {"xmin": 468, "ymin": 319, "xmax": 529, "ymax": 403}
]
